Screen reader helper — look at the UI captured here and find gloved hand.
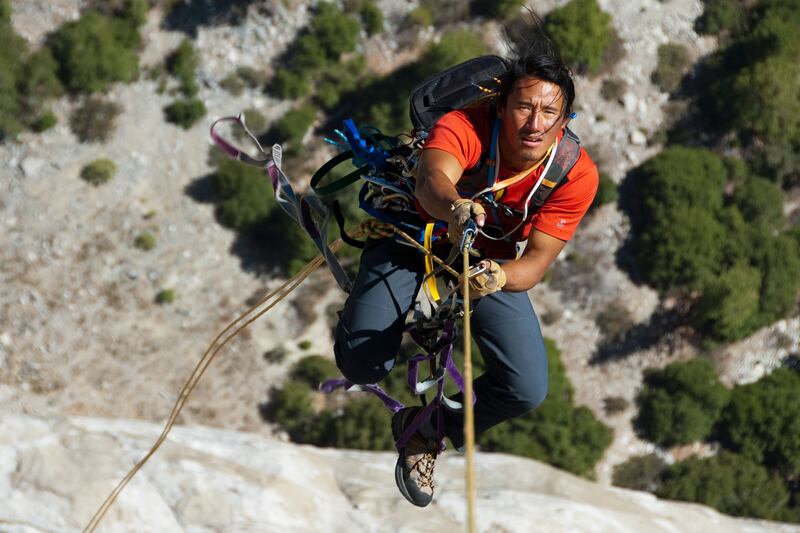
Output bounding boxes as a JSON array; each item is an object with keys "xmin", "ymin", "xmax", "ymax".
[
  {"xmin": 448, "ymin": 199, "xmax": 486, "ymax": 247},
  {"xmin": 467, "ymin": 260, "xmax": 506, "ymax": 298}
]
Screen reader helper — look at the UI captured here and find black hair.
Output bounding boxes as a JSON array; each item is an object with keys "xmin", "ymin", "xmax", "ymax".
[{"xmin": 499, "ymin": 10, "xmax": 575, "ymax": 118}]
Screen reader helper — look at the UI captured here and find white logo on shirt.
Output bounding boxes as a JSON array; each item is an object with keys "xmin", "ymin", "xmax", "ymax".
[{"xmin": 556, "ymin": 219, "xmax": 567, "ymax": 228}]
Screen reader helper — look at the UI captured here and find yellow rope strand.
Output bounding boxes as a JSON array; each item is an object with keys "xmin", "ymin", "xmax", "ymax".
[
  {"xmin": 462, "ymin": 246, "xmax": 477, "ymax": 533},
  {"xmin": 83, "ymin": 246, "xmax": 337, "ymax": 532},
  {"xmin": 84, "ymin": 219, "xmax": 469, "ymax": 532}
]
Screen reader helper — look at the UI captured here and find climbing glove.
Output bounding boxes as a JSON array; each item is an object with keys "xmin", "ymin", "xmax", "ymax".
[
  {"xmin": 467, "ymin": 260, "xmax": 507, "ymax": 298},
  {"xmin": 447, "ymin": 199, "xmax": 486, "ymax": 247}
]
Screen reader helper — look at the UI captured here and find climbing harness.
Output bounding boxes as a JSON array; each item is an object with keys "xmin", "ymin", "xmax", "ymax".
[{"xmin": 87, "ymin": 54, "xmax": 583, "ymax": 533}]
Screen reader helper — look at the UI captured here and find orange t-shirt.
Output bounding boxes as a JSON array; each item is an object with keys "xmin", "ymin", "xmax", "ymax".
[{"xmin": 424, "ymin": 106, "xmax": 598, "ymax": 251}]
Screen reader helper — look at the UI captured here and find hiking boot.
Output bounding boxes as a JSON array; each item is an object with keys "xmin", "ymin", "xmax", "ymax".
[{"xmin": 391, "ymin": 407, "xmax": 438, "ymax": 507}]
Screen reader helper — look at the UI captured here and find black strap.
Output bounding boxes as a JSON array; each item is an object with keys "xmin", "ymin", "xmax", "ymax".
[
  {"xmin": 310, "ymin": 151, "xmax": 368, "ymax": 196},
  {"xmin": 332, "ymin": 200, "xmax": 366, "ymax": 249}
]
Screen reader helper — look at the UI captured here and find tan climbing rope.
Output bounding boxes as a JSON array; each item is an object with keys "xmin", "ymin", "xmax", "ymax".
[
  {"xmin": 84, "ymin": 220, "xmax": 475, "ymax": 532},
  {"xmin": 462, "ymin": 243, "xmax": 477, "ymax": 533}
]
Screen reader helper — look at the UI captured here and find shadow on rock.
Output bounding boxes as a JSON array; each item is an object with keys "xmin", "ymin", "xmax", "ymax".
[
  {"xmin": 162, "ymin": 0, "xmax": 262, "ymax": 37},
  {"xmin": 591, "ymin": 306, "xmax": 691, "ymax": 365},
  {"xmin": 184, "ymin": 174, "xmax": 218, "ymax": 204}
]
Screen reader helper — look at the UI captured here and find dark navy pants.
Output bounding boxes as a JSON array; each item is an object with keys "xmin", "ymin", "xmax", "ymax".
[{"xmin": 333, "ymin": 238, "xmax": 549, "ymax": 449}]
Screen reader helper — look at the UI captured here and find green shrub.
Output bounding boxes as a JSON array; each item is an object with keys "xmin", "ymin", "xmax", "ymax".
[
  {"xmin": 270, "ymin": 68, "xmax": 311, "ymax": 100},
  {"xmin": 211, "ymin": 158, "xmax": 275, "ymax": 230},
  {"xmin": 697, "ymin": 0, "xmax": 746, "ymax": 36},
  {"xmin": 592, "ymin": 172, "xmax": 618, "ymax": 208},
  {"xmin": 406, "ymin": 5, "xmax": 433, "ymax": 27},
  {"xmin": 651, "ymin": 43, "xmax": 691, "ymax": 93},
  {"xmin": 155, "ymin": 288, "xmax": 175, "ymax": 305},
  {"xmin": 220, "ymin": 72, "xmax": 245, "ymax": 96},
  {"xmin": 656, "ymin": 451, "xmax": 795, "ymax": 522},
  {"xmin": 164, "ymin": 98, "xmax": 206, "ymax": 129},
  {"xmin": 602, "ymin": 396, "xmax": 629, "ymax": 416},
  {"xmin": 629, "ymin": 147, "xmax": 728, "ymax": 290},
  {"xmin": 267, "ymin": 381, "xmax": 316, "ymax": 440},
  {"xmin": 166, "ymin": 39, "xmax": 199, "ymax": 97},
  {"xmin": 235, "ymin": 66, "xmax": 267, "ymax": 88},
  {"xmin": 310, "ymin": 3, "xmax": 360, "ymax": 61},
  {"xmin": 273, "ymin": 104, "xmax": 316, "ymax": 150},
  {"xmin": 0, "ymin": 0, "xmax": 10, "ymax": 23},
  {"xmin": 479, "ymin": 338, "xmax": 613, "ymax": 478},
  {"xmin": 359, "ymin": 0, "xmax": 383, "ymax": 35},
  {"xmin": 731, "ymin": 176, "xmax": 785, "ymax": 231},
  {"xmin": 612, "ymin": 453, "xmax": 667, "ymax": 492},
  {"xmin": 47, "ymin": 10, "xmax": 140, "ymax": 93},
  {"xmin": 235, "ymin": 108, "xmax": 267, "ymax": 139},
  {"xmin": 600, "ymin": 78, "xmax": 625, "ymax": 101},
  {"xmin": 297, "ymin": 340, "xmax": 312, "ymax": 351},
  {"xmin": 546, "ymin": 0, "xmax": 614, "ymax": 75},
  {"xmin": 634, "ymin": 358, "xmax": 730, "ymax": 447},
  {"xmin": 691, "ymin": 264, "xmax": 762, "ymax": 343},
  {"xmin": 69, "ymin": 96, "xmax": 121, "ymax": 143},
  {"xmin": 716, "ymin": 367, "xmax": 800, "ymax": 477},
  {"xmin": 134, "ymin": 231, "xmax": 156, "ymax": 251},
  {"xmin": 19, "ymin": 48, "xmax": 63, "ymax": 112},
  {"xmin": 314, "ymin": 56, "xmax": 366, "ymax": 110},
  {"xmin": 321, "ymin": 398, "xmax": 395, "ymax": 450},
  {"xmin": 472, "ymin": 0, "xmax": 525, "ymax": 19},
  {"xmin": 596, "ymin": 300, "xmax": 633, "ymax": 343},
  {"xmin": 291, "ymin": 355, "xmax": 339, "ymax": 387},
  {"xmin": 80, "ymin": 158, "xmax": 117, "ymax": 186},
  {"xmin": 32, "ymin": 111, "xmax": 58, "ymax": 133}
]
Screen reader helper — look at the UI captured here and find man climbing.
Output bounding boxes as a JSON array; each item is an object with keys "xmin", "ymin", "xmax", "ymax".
[{"xmin": 333, "ymin": 23, "xmax": 599, "ymax": 507}]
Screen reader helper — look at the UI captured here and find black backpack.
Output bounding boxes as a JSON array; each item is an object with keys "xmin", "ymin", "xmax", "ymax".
[{"xmin": 409, "ymin": 55, "xmax": 509, "ymax": 135}]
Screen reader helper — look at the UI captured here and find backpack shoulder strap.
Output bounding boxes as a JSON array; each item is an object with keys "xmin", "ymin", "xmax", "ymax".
[{"xmin": 529, "ymin": 127, "xmax": 581, "ymax": 212}]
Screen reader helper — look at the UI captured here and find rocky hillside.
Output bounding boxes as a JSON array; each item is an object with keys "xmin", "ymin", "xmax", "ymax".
[
  {"xmin": 3, "ymin": 414, "xmax": 797, "ymax": 532},
  {"xmin": 2, "ymin": 0, "xmax": 799, "ymax": 530}
]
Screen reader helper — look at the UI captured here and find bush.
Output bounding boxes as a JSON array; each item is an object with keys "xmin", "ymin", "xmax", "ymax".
[
  {"xmin": 235, "ymin": 108, "xmax": 267, "ymax": 140},
  {"xmin": 479, "ymin": 338, "xmax": 613, "ymax": 478},
  {"xmin": 235, "ymin": 66, "xmax": 267, "ymax": 88},
  {"xmin": 69, "ymin": 96, "xmax": 121, "ymax": 143},
  {"xmin": 651, "ymin": 43, "xmax": 691, "ymax": 93},
  {"xmin": 297, "ymin": 340, "xmax": 312, "ymax": 351},
  {"xmin": 627, "ymin": 147, "xmax": 728, "ymax": 291},
  {"xmin": 600, "ymin": 78, "xmax": 625, "ymax": 102},
  {"xmin": 270, "ymin": 68, "xmax": 311, "ymax": 100},
  {"xmin": 211, "ymin": 158, "xmax": 275, "ymax": 230},
  {"xmin": 731, "ymin": 175, "xmax": 785, "ymax": 232},
  {"xmin": 690, "ymin": 264, "xmax": 762, "ymax": 343},
  {"xmin": 697, "ymin": 0, "xmax": 746, "ymax": 36},
  {"xmin": 406, "ymin": 5, "xmax": 433, "ymax": 27},
  {"xmin": 19, "ymin": 48, "xmax": 63, "ymax": 113},
  {"xmin": 134, "ymin": 231, "xmax": 156, "ymax": 251},
  {"xmin": 267, "ymin": 381, "xmax": 316, "ymax": 440},
  {"xmin": 155, "ymin": 288, "xmax": 175, "ymax": 305},
  {"xmin": 220, "ymin": 72, "xmax": 245, "ymax": 96},
  {"xmin": 546, "ymin": 0, "xmax": 614, "ymax": 75},
  {"xmin": 32, "ymin": 111, "xmax": 58, "ymax": 133},
  {"xmin": 716, "ymin": 367, "xmax": 800, "ymax": 477},
  {"xmin": 166, "ymin": 39, "xmax": 199, "ymax": 97},
  {"xmin": 290, "ymin": 355, "xmax": 339, "ymax": 388},
  {"xmin": 359, "ymin": 0, "xmax": 383, "ymax": 35},
  {"xmin": 310, "ymin": 3, "xmax": 360, "ymax": 61},
  {"xmin": 603, "ymin": 395, "xmax": 629, "ymax": 416},
  {"xmin": 612, "ymin": 453, "xmax": 668, "ymax": 492},
  {"xmin": 656, "ymin": 451, "xmax": 795, "ymax": 522},
  {"xmin": 634, "ymin": 358, "xmax": 730, "ymax": 447},
  {"xmin": 596, "ymin": 300, "xmax": 634, "ymax": 343},
  {"xmin": 80, "ymin": 158, "xmax": 117, "ymax": 186},
  {"xmin": 592, "ymin": 172, "xmax": 618, "ymax": 208},
  {"xmin": 471, "ymin": 0, "xmax": 525, "ymax": 19},
  {"xmin": 164, "ymin": 98, "xmax": 206, "ymax": 129},
  {"xmin": 47, "ymin": 10, "xmax": 140, "ymax": 93},
  {"xmin": 273, "ymin": 104, "xmax": 316, "ymax": 151}
]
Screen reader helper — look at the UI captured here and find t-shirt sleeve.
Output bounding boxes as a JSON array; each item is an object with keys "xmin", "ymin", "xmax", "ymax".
[
  {"xmin": 423, "ymin": 110, "xmax": 483, "ymax": 170},
  {"xmin": 531, "ymin": 148, "xmax": 599, "ymax": 241}
]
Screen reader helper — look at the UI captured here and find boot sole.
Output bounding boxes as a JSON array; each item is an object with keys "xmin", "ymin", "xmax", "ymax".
[{"xmin": 392, "ymin": 408, "xmax": 432, "ymax": 507}]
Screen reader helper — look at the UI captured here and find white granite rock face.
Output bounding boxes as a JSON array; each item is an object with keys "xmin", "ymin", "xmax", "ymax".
[{"xmin": 1, "ymin": 415, "xmax": 796, "ymax": 533}]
